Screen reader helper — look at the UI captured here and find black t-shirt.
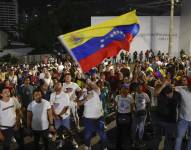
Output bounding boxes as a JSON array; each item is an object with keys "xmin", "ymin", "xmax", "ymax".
[{"xmin": 157, "ymin": 90, "xmax": 181, "ymax": 123}]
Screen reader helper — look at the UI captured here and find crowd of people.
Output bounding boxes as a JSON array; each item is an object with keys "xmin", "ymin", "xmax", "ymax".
[{"xmin": 0, "ymin": 49, "xmax": 191, "ymax": 150}]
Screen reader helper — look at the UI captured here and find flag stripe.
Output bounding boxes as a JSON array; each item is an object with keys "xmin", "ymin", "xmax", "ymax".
[
  {"xmin": 59, "ymin": 10, "xmax": 139, "ymax": 50},
  {"xmin": 79, "ymin": 34, "xmax": 133, "ymax": 72},
  {"xmin": 72, "ymin": 24, "xmax": 139, "ymax": 61}
]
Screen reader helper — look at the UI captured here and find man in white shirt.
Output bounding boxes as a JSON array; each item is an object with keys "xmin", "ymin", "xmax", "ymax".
[
  {"xmin": 175, "ymin": 77, "xmax": 191, "ymax": 150},
  {"xmin": 0, "ymin": 87, "xmax": 21, "ymax": 150},
  {"xmin": 50, "ymin": 82, "xmax": 78, "ymax": 149},
  {"xmin": 58, "ymin": 62, "xmax": 64, "ymax": 73},
  {"xmin": 63, "ymin": 73, "xmax": 81, "ymax": 129},
  {"xmin": 77, "ymin": 82, "xmax": 107, "ymax": 150},
  {"xmin": 27, "ymin": 88, "xmax": 54, "ymax": 150}
]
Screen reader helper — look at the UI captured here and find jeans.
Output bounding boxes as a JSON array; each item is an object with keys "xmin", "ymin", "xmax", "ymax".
[
  {"xmin": 1, "ymin": 127, "xmax": 24, "ymax": 150},
  {"xmin": 83, "ymin": 117, "xmax": 107, "ymax": 147},
  {"xmin": 175, "ymin": 118, "xmax": 191, "ymax": 150},
  {"xmin": 54, "ymin": 117, "xmax": 70, "ymax": 130},
  {"xmin": 54, "ymin": 117, "xmax": 75, "ymax": 142},
  {"xmin": 1, "ymin": 128, "xmax": 14, "ymax": 150},
  {"xmin": 132, "ymin": 114, "xmax": 147, "ymax": 141},
  {"xmin": 33, "ymin": 129, "xmax": 49, "ymax": 150},
  {"xmin": 158, "ymin": 121, "xmax": 176, "ymax": 150}
]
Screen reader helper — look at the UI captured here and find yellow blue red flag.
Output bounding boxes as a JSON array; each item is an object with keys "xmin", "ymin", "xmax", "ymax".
[{"xmin": 58, "ymin": 10, "xmax": 140, "ymax": 72}]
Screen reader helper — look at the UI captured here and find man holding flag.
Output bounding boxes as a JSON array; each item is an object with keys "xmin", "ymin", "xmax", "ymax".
[{"xmin": 58, "ymin": 10, "xmax": 140, "ymax": 149}]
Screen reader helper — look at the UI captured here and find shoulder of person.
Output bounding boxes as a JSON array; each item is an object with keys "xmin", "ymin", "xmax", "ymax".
[
  {"xmin": 175, "ymin": 86, "xmax": 185, "ymax": 91},
  {"xmin": 42, "ymin": 99, "xmax": 51, "ymax": 107},
  {"xmin": 50, "ymin": 92, "xmax": 56, "ymax": 98},
  {"xmin": 72, "ymin": 82, "xmax": 80, "ymax": 87},
  {"xmin": 115, "ymin": 95, "xmax": 120, "ymax": 101},
  {"xmin": 173, "ymin": 91, "xmax": 182, "ymax": 97},
  {"xmin": 127, "ymin": 94, "xmax": 133, "ymax": 99},
  {"xmin": 27, "ymin": 101, "xmax": 33, "ymax": 111},
  {"xmin": 61, "ymin": 91, "xmax": 70, "ymax": 98},
  {"xmin": 143, "ymin": 92, "xmax": 149, "ymax": 98}
]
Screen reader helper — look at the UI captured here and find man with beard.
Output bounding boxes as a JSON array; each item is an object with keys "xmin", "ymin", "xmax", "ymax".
[{"xmin": 27, "ymin": 89, "xmax": 54, "ymax": 150}]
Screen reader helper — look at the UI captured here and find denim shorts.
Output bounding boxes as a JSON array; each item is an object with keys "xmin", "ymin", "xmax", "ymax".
[{"xmin": 54, "ymin": 117, "xmax": 70, "ymax": 130}]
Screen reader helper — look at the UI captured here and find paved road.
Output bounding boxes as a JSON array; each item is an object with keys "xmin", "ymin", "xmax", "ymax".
[{"xmin": 1, "ymin": 111, "xmax": 188, "ymax": 150}]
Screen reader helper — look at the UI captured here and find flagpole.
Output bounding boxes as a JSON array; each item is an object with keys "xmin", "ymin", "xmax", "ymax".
[{"xmin": 168, "ymin": 0, "xmax": 175, "ymax": 56}]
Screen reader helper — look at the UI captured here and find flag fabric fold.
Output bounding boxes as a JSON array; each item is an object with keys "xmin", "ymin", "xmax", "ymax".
[{"xmin": 58, "ymin": 10, "xmax": 140, "ymax": 72}]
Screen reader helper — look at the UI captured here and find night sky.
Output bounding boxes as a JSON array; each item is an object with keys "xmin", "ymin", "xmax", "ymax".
[{"xmin": 17, "ymin": 0, "xmax": 181, "ymax": 16}]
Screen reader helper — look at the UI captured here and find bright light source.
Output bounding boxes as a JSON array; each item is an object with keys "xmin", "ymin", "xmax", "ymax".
[{"xmin": 47, "ymin": 4, "xmax": 52, "ymax": 7}]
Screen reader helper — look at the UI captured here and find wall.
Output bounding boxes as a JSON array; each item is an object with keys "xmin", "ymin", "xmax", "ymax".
[
  {"xmin": 179, "ymin": 0, "xmax": 191, "ymax": 54},
  {"xmin": 91, "ymin": 16, "xmax": 180, "ymax": 56},
  {"xmin": 0, "ymin": 48, "xmax": 33, "ymax": 57},
  {"xmin": 0, "ymin": 30, "xmax": 8, "ymax": 49}
]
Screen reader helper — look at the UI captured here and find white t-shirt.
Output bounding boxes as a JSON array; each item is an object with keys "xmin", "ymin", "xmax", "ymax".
[
  {"xmin": 135, "ymin": 92, "xmax": 150, "ymax": 111},
  {"xmin": 176, "ymin": 86, "xmax": 191, "ymax": 121},
  {"xmin": 63, "ymin": 82, "xmax": 81, "ymax": 101},
  {"xmin": 39, "ymin": 73, "xmax": 45, "ymax": 79},
  {"xmin": 27, "ymin": 99, "xmax": 51, "ymax": 131},
  {"xmin": 0, "ymin": 97, "xmax": 20, "ymax": 130},
  {"xmin": 84, "ymin": 90, "xmax": 103, "ymax": 119},
  {"xmin": 186, "ymin": 67, "xmax": 191, "ymax": 77},
  {"xmin": 8, "ymin": 75, "xmax": 18, "ymax": 85},
  {"xmin": 79, "ymin": 88, "xmax": 87, "ymax": 100},
  {"xmin": 156, "ymin": 61, "xmax": 163, "ymax": 66},
  {"xmin": 115, "ymin": 95, "xmax": 133, "ymax": 114},
  {"xmin": 44, "ymin": 77, "xmax": 53, "ymax": 86},
  {"xmin": 50, "ymin": 91, "xmax": 70, "ymax": 119},
  {"xmin": 58, "ymin": 64, "xmax": 64, "ymax": 73}
]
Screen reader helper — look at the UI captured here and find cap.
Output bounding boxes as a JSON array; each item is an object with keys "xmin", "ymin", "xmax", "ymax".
[{"xmin": 121, "ymin": 83, "xmax": 129, "ymax": 89}]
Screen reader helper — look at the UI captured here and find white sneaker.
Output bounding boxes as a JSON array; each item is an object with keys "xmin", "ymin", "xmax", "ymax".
[
  {"xmin": 84, "ymin": 145, "xmax": 91, "ymax": 150},
  {"xmin": 56, "ymin": 140, "xmax": 63, "ymax": 149},
  {"xmin": 72, "ymin": 139, "xmax": 79, "ymax": 149},
  {"xmin": 11, "ymin": 137, "xmax": 16, "ymax": 143},
  {"xmin": 77, "ymin": 126, "xmax": 81, "ymax": 132},
  {"xmin": 62, "ymin": 134, "xmax": 66, "ymax": 140}
]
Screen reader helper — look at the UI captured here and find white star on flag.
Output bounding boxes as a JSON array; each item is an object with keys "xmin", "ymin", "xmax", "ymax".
[
  {"xmin": 113, "ymin": 31, "xmax": 117, "ymax": 35},
  {"xmin": 100, "ymin": 39, "xmax": 104, "ymax": 43},
  {"xmin": 100, "ymin": 44, "xmax": 105, "ymax": 48},
  {"xmin": 110, "ymin": 34, "xmax": 114, "ymax": 38},
  {"xmin": 120, "ymin": 31, "xmax": 123, "ymax": 34}
]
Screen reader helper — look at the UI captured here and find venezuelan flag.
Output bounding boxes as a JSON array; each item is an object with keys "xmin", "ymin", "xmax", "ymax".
[{"xmin": 58, "ymin": 10, "xmax": 140, "ymax": 72}]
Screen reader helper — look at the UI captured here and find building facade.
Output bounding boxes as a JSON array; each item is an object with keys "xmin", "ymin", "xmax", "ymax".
[
  {"xmin": 0, "ymin": 0, "xmax": 18, "ymax": 33},
  {"xmin": 0, "ymin": 30, "xmax": 8, "ymax": 50}
]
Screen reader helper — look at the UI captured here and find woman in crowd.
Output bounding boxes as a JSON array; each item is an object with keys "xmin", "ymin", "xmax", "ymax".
[{"xmin": 115, "ymin": 83, "xmax": 134, "ymax": 150}]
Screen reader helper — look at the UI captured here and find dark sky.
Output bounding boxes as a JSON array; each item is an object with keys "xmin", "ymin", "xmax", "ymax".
[{"xmin": 17, "ymin": 0, "xmax": 181, "ymax": 16}]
